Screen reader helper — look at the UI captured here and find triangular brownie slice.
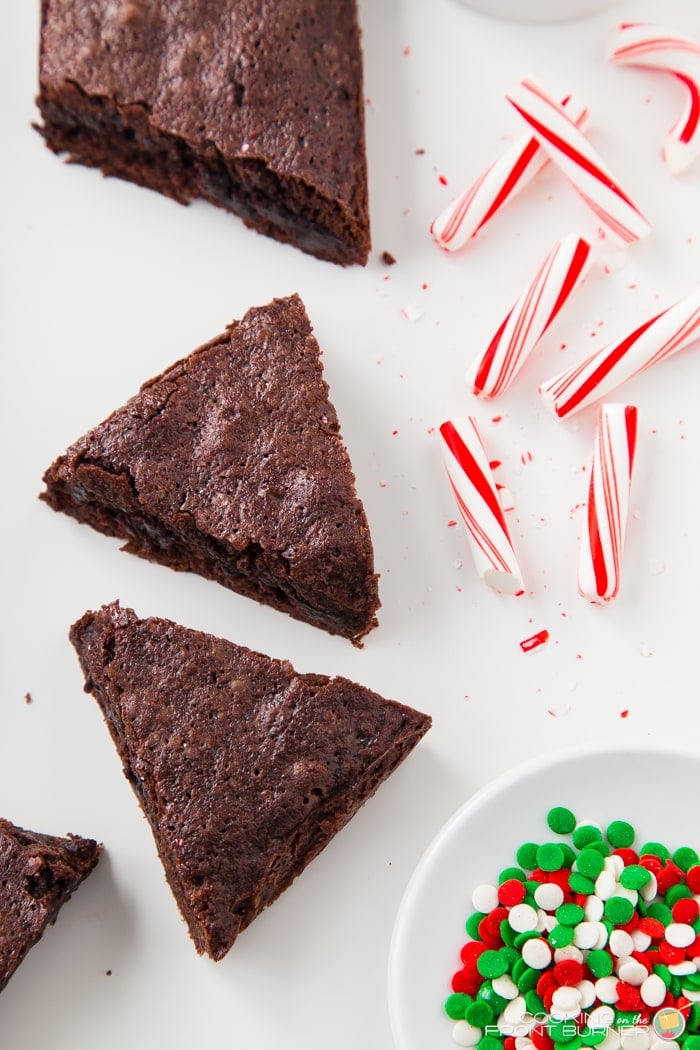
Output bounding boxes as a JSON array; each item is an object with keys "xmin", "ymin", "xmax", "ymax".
[
  {"xmin": 0, "ymin": 819, "xmax": 101, "ymax": 993},
  {"xmin": 36, "ymin": 0, "xmax": 370, "ymax": 265},
  {"xmin": 42, "ymin": 295, "xmax": 380, "ymax": 644},
  {"xmin": 70, "ymin": 602, "xmax": 430, "ymax": 960}
]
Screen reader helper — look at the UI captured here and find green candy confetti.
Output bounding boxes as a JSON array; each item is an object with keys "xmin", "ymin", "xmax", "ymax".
[
  {"xmin": 572, "ymin": 824, "xmax": 602, "ymax": 849},
  {"xmin": 536, "ymin": 843, "xmax": 565, "ymax": 872},
  {"xmin": 606, "ymin": 820, "xmax": 635, "ymax": 848},
  {"xmin": 445, "ymin": 993, "xmax": 471, "ymax": 1019},
  {"xmin": 547, "ymin": 806, "xmax": 577, "ymax": 835}
]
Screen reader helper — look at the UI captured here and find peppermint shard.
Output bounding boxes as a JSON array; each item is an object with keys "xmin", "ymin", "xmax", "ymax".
[
  {"xmin": 70, "ymin": 602, "xmax": 431, "ymax": 959},
  {"xmin": 0, "ymin": 819, "xmax": 101, "ymax": 993},
  {"xmin": 41, "ymin": 295, "xmax": 380, "ymax": 644},
  {"xmin": 36, "ymin": 0, "xmax": 370, "ymax": 264}
]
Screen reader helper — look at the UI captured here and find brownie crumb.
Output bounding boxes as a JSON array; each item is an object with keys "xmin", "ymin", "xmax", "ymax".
[
  {"xmin": 415, "ymin": 148, "xmax": 426, "ymax": 155},
  {"xmin": 381, "ymin": 251, "xmax": 397, "ymax": 265},
  {"xmin": 24, "ymin": 692, "xmax": 32, "ymax": 704}
]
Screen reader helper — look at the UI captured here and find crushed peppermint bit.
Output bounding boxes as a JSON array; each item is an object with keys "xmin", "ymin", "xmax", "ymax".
[
  {"xmin": 498, "ymin": 487, "xmax": 515, "ymax": 513},
  {"xmin": 519, "ymin": 629, "xmax": 549, "ymax": 653}
]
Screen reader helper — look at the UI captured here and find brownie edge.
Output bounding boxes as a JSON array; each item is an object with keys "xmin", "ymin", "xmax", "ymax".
[
  {"xmin": 36, "ymin": 0, "xmax": 371, "ymax": 265},
  {"xmin": 41, "ymin": 294, "xmax": 380, "ymax": 644},
  {"xmin": 71, "ymin": 602, "xmax": 430, "ymax": 959},
  {"xmin": 0, "ymin": 819, "xmax": 101, "ymax": 993}
]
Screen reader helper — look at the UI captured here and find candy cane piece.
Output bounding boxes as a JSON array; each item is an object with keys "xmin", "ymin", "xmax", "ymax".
[
  {"xmin": 506, "ymin": 79, "xmax": 651, "ymax": 246},
  {"xmin": 579, "ymin": 404, "xmax": 638, "ymax": 604},
  {"xmin": 431, "ymin": 96, "xmax": 588, "ymax": 251},
  {"xmin": 439, "ymin": 418, "xmax": 524, "ymax": 595},
  {"xmin": 467, "ymin": 233, "xmax": 592, "ymax": 399},
  {"xmin": 539, "ymin": 286, "xmax": 700, "ymax": 418},
  {"xmin": 607, "ymin": 23, "xmax": 700, "ymax": 174}
]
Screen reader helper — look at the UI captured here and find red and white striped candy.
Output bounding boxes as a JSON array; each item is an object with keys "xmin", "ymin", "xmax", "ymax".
[
  {"xmin": 439, "ymin": 417, "xmax": 524, "ymax": 595},
  {"xmin": 506, "ymin": 79, "xmax": 651, "ymax": 246},
  {"xmin": 467, "ymin": 233, "xmax": 592, "ymax": 399},
  {"xmin": 579, "ymin": 404, "xmax": 638, "ymax": 604},
  {"xmin": 608, "ymin": 23, "xmax": 700, "ymax": 174},
  {"xmin": 540, "ymin": 285, "xmax": 700, "ymax": 418},
  {"xmin": 431, "ymin": 96, "xmax": 588, "ymax": 251}
]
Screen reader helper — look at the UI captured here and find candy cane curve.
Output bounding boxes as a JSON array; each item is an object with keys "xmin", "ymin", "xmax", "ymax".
[
  {"xmin": 439, "ymin": 418, "xmax": 524, "ymax": 595},
  {"xmin": 539, "ymin": 285, "xmax": 700, "ymax": 418},
  {"xmin": 578, "ymin": 403, "xmax": 638, "ymax": 604},
  {"xmin": 506, "ymin": 78, "xmax": 651, "ymax": 246},
  {"xmin": 467, "ymin": 233, "xmax": 592, "ymax": 400},
  {"xmin": 431, "ymin": 96, "xmax": 589, "ymax": 251},
  {"xmin": 607, "ymin": 22, "xmax": 700, "ymax": 174}
]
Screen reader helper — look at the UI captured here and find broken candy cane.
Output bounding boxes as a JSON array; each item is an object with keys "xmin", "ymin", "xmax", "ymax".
[
  {"xmin": 608, "ymin": 22, "xmax": 700, "ymax": 174},
  {"xmin": 539, "ymin": 286, "xmax": 700, "ymax": 418},
  {"xmin": 439, "ymin": 418, "xmax": 524, "ymax": 595},
  {"xmin": 431, "ymin": 96, "xmax": 588, "ymax": 251},
  {"xmin": 506, "ymin": 78, "xmax": 651, "ymax": 246},
  {"xmin": 578, "ymin": 404, "xmax": 638, "ymax": 604},
  {"xmin": 467, "ymin": 233, "xmax": 592, "ymax": 399}
]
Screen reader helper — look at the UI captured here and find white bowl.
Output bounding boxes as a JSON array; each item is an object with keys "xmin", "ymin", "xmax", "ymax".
[
  {"xmin": 388, "ymin": 742, "xmax": 700, "ymax": 1050},
  {"xmin": 453, "ymin": 0, "xmax": 619, "ymax": 22}
]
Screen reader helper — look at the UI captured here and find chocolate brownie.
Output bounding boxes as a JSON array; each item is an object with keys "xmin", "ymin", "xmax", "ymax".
[
  {"xmin": 0, "ymin": 818, "xmax": 101, "ymax": 993},
  {"xmin": 41, "ymin": 295, "xmax": 380, "ymax": 644},
  {"xmin": 35, "ymin": 0, "xmax": 370, "ymax": 265},
  {"xmin": 71, "ymin": 602, "xmax": 430, "ymax": 959}
]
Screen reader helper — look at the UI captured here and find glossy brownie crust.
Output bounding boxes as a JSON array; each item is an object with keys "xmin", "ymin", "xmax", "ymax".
[
  {"xmin": 0, "ymin": 819, "xmax": 101, "ymax": 992},
  {"xmin": 41, "ymin": 295, "xmax": 380, "ymax": 644},
  {"xmin": 71, "ymin": 602, "xmax": 431, "ymax": 959},
  {"xmin": 36, "ymin": 0, "xmax": 370, "ymax": 265}
]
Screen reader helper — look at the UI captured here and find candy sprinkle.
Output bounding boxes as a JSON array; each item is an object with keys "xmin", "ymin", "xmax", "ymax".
[{"xmin": 444, "ymin": 810, "xmax": 700, "ymax": 1049}]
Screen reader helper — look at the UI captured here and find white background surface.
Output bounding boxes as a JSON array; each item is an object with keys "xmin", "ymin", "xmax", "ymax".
[{"xmin": 1, "ymin": 1, "xmax": 699, "ymax": 1047}]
